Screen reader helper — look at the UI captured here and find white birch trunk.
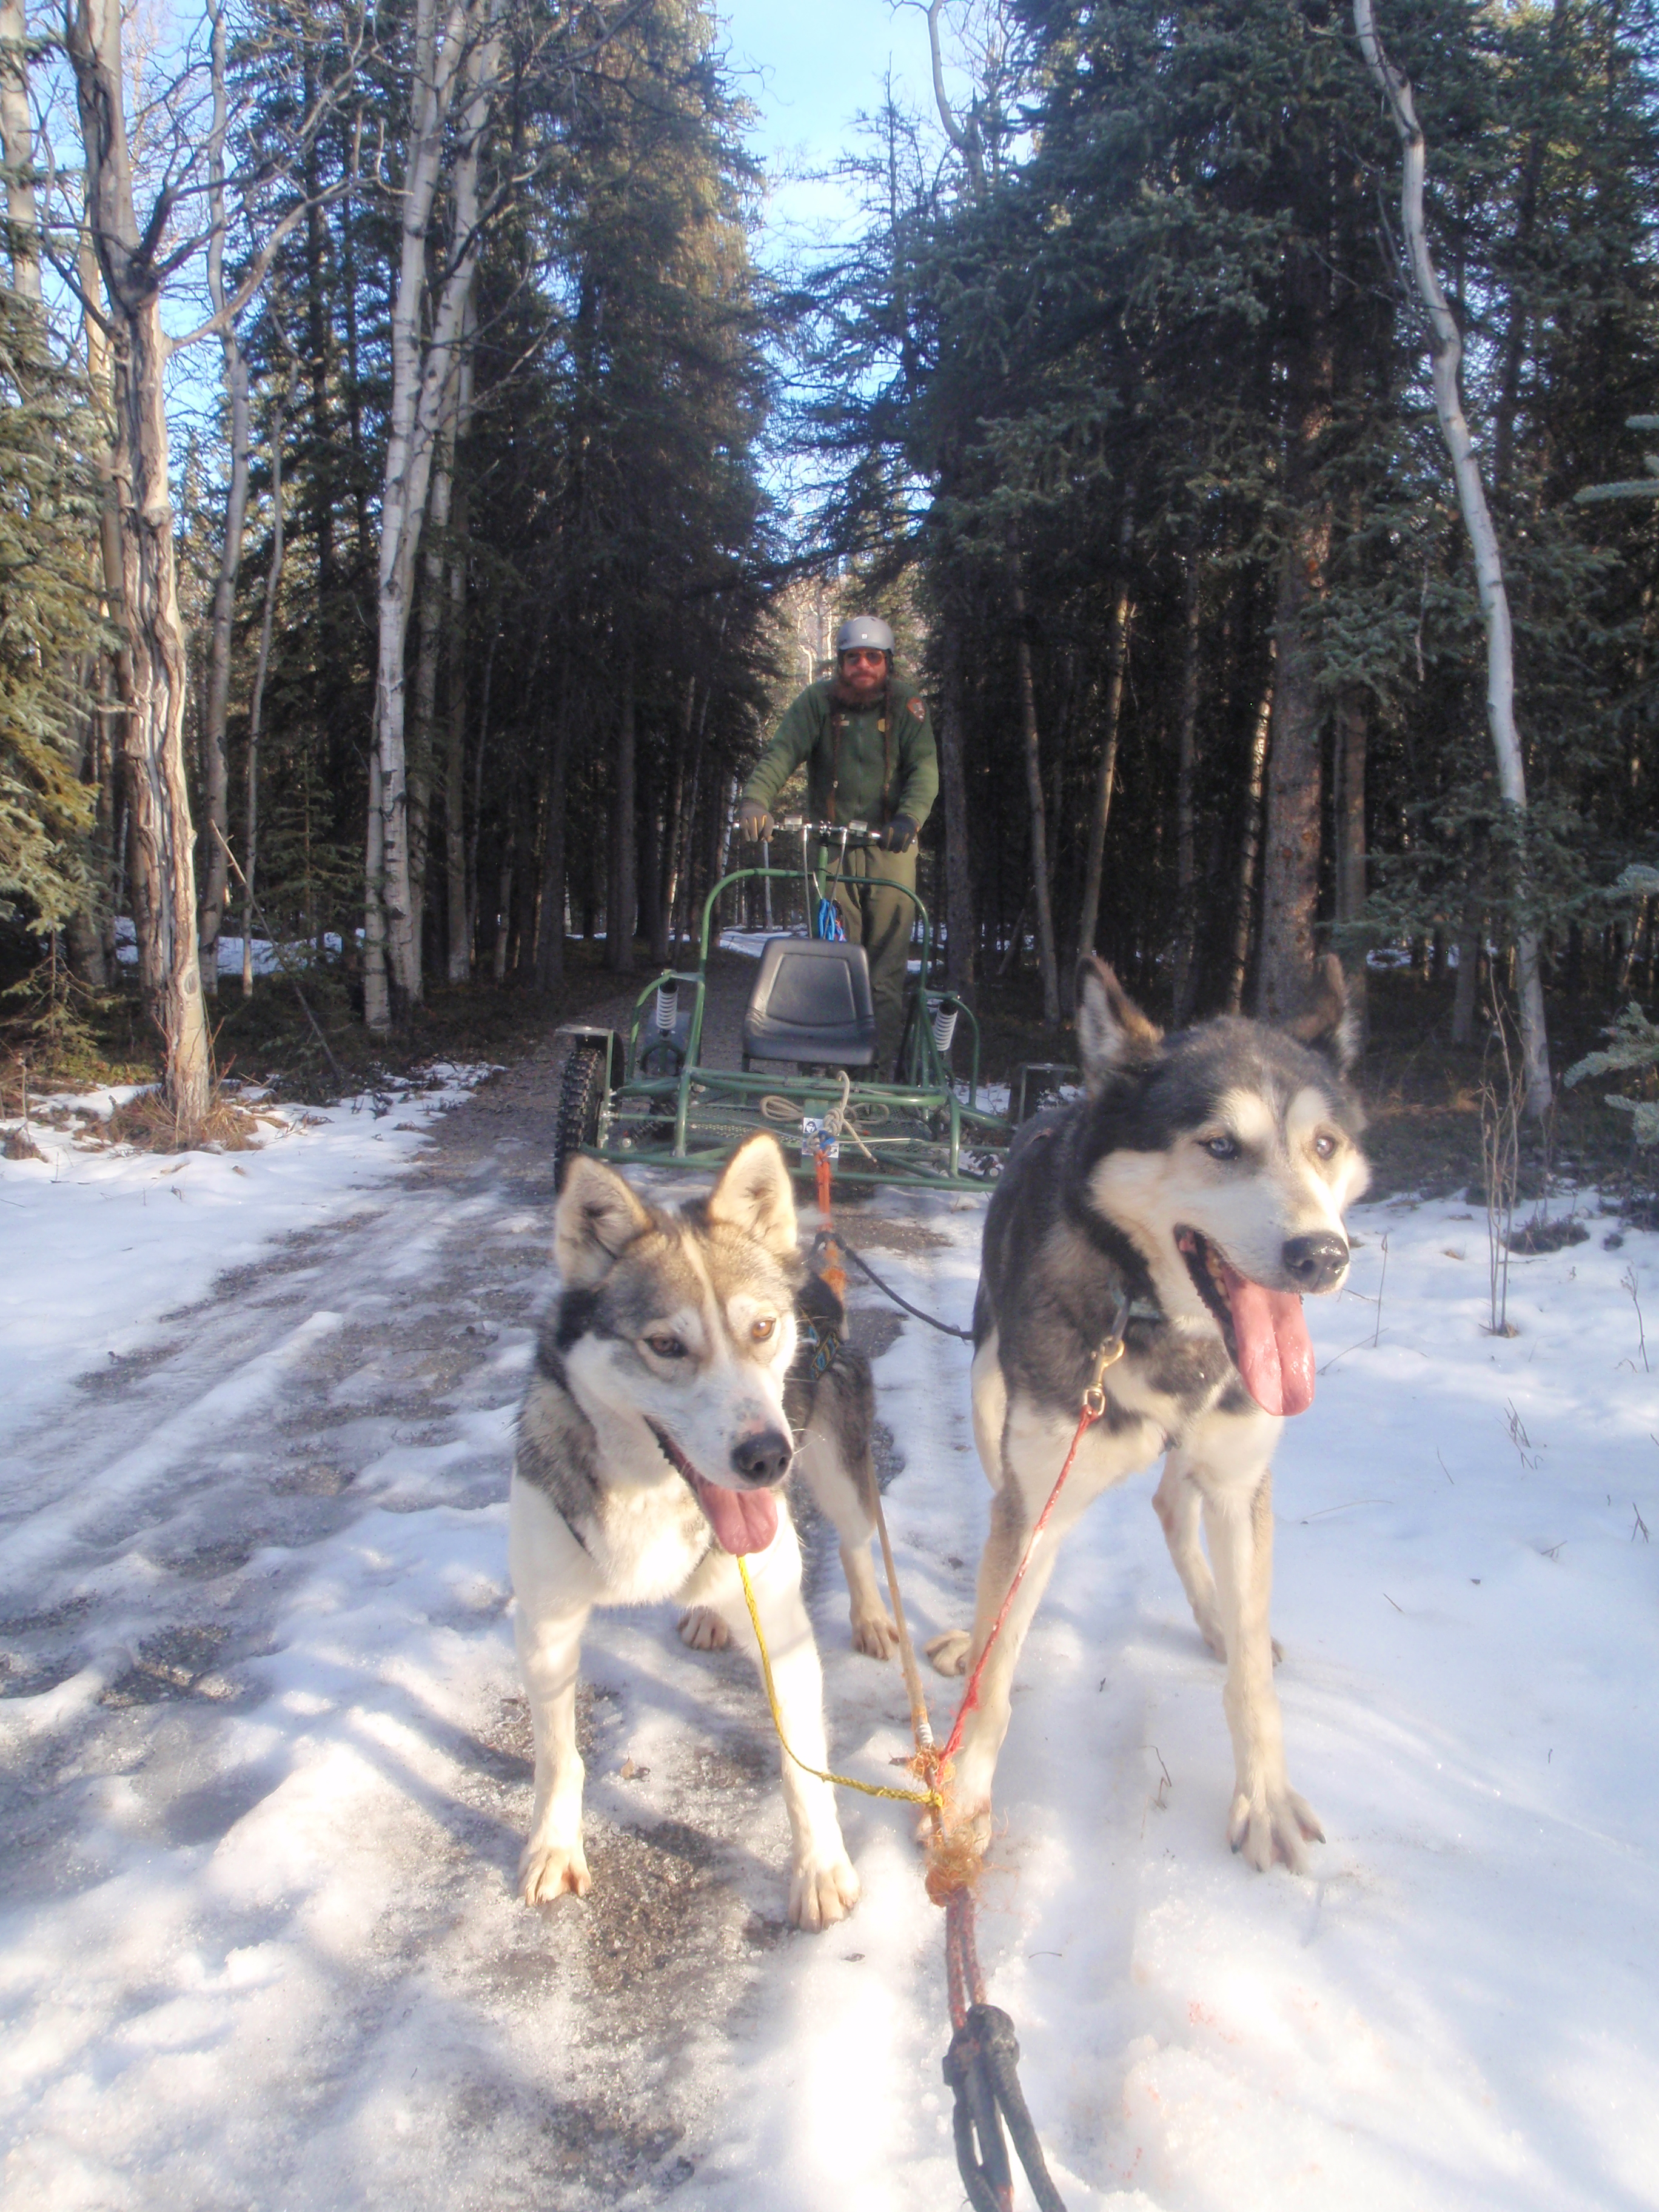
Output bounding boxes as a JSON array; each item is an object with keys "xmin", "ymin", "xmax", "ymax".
[
  {"xmin": 198, "ymin": 0, "xmax": 249, "ymax": 991},
  {"xmin": 409, "ymin": 340, "xmax": 466, "ymax": 942},
  {"xmin": 1353, "ymin": 0, "xmax": 1552, "ymax": 1117},
  {"xmin": 443, "ymin": 312, "xmax": 475, "ymax": 982},
  {"xmin": 80, "ymin": 206, "xmax": 124, "ymax": 981},
  {"xmin": 0, "ymin": 0, "xmax": 41, "ymax": 304},
  {"xmin": 365, "ymin": 0, "xmax": 503, "ymax": 1034},
  {"xmin": 242, "ymin": 382, "xmax": 288, "ymax": 997}
]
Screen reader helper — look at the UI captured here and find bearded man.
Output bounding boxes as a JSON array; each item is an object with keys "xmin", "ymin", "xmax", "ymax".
[{"xmin": 738, "ymin": 617, "xmax": 939, "ymax": 1073}]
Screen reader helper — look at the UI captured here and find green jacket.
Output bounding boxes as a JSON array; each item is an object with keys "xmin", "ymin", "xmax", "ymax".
[{"xmin": 742, "ymin": 677, "xmax": 939, "ymax": 833}]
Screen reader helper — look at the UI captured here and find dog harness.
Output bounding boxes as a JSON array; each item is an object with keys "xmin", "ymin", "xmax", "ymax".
[{"xmin": 797, "ymin": 1316, "xmax": 842, "ymax": 1380}]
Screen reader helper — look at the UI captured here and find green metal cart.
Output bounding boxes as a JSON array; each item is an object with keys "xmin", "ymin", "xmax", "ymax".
[{"xmin": 552, "ymin": 819, "xmax": 1070, "ymax": 1191}]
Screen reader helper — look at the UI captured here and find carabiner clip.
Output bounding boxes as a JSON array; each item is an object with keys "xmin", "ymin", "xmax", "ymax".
[{"xmin": 1082, "ymin": 1301, "xmax": 1128, "ymax": 1418}]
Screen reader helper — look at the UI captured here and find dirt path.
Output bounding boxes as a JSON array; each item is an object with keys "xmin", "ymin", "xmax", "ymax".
[{"xmin": 0, "ymin": 957, "xmax": 965, "ymax": 2210}]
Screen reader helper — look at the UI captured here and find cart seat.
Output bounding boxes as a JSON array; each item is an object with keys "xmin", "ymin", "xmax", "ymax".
[{"xmin": 743, "ymin": 938, "xmax": 877, "ymax": 1066}]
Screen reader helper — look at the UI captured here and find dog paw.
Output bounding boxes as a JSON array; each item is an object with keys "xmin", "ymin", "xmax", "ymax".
[
  {"xmin": 518, "ymin": 1837, "xmax": 591, "ymax": 1905},
  {"xmin": 851, "ymin": 1608, "xmax": 898, "ymax": 1660},
  {"xmin": 678, "ymin": 1605, "xmax": 731, "ymax": 1652},
  {"xmin": 925, "ymin": 1628, "xmax": 972, "ymax": 1677},
  {"xmin": 1227, "ymin": 1786, "xmax": 1323, "ymax": 1874},
  {"xmin": 788, "ymin": 1849, "xmax": 860, "ymax": 1931}
]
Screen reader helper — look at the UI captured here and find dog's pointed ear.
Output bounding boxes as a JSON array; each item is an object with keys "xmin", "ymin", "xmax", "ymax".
[
  {"xmin": 1074, "ymin": 956, "xmax": 1162, "ymax": 1096},
  {"xmin": 1284, "ymin": 954, "xmax": 1360, "ymax": 1073},
  {"xmin": 708, "ymin": 1133, "xmax": 797, "ymax": 1259},
  {"xmin": 555, "ymin": 1155, "xmax": 652, "ymax": 1286}
]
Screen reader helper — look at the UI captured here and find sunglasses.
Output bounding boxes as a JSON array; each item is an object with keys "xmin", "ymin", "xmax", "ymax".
[{"xmin": 842, "ymin": 648, "xmax": 887, "ymax": 666}]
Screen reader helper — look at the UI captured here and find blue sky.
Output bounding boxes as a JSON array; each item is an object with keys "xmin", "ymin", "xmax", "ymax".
[{"xmin": 713, "ymin": 0, "xmax": 952, "ymax": 257}]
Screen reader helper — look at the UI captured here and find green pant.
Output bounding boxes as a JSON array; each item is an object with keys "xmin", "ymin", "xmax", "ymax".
[{"xmin": 831, "ymin": 845, "xmax": 917, "ymax": 1076}]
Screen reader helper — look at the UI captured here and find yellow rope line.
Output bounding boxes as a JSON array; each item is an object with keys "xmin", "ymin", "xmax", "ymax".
[{"xmin": 736, "ymin": 1553, "xmax": 944, "ymax": 1811}]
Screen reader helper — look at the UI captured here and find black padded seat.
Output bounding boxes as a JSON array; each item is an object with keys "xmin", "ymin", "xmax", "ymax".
[{"xmin": 742, "ymin": 937, "xmax": 877, "ymax": 1066}]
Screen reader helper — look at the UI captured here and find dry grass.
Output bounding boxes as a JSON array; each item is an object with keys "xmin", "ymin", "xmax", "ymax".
[{"xmin": 102, "ymin": 1083, "xmax": 284, "ymax": 1155}]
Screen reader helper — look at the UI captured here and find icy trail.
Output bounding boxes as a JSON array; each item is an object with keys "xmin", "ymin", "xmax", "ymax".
[{"xmin": 1, "ymin": 1045, "xmax": 1657, "ymax": 2209}]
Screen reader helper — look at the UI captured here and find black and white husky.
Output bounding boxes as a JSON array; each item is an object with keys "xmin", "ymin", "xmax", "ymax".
[
  {"xmin": 928, "ymin": 956, "xmax": 1370, "ymax": 1872},
  {"xmin": 511, "ymin": 1133, "xmax": 888, "ymax": 1931}
]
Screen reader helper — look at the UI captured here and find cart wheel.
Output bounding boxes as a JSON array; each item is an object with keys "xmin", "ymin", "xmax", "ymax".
[{"xmin": 554, "ymin": 1045, "xmax": 607, "ymax": 1191}]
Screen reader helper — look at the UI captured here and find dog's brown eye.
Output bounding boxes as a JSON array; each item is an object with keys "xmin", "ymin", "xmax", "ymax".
[
  {"xmin": 751, "ymin": 1316, "xmax": 776, "ymax": 1342},
  {"xmin": 1313, "ymin": 1132, "xmax": 1338, "ymax": 1160},
  {"xmin": 645, "ymin": 1334, "xmax": 686, "ymax": 1361}
]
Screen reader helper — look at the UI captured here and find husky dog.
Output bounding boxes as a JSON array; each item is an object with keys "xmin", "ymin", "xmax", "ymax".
[
  {"xmin": 511, "ymin": 1133, "xmax": 882, "ymax": 1931},
  {"xmin": 928, "ymin": 955, "xmax": 1370, "ymax": 1872}
]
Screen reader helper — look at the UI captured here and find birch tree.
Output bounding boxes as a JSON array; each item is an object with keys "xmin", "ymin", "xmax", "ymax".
[
  {"xmin": 363, "ymin": 0, "xmax": 504, "ymax": 1034},
  {"xmin": 241, "ymin": 370, "xmax": 292, "ymax": 996},
  {"xmin": 440, "ymin": 317, "xmax": 475, "ymax": 982},
  {"xmin": 0, "ymin": 0, "xmax": 41, "ymax": 307},
  {"xmin": 1353, "ymin": 0, "xmax": 1552, "ymax": 1115},
  {"xmin": 197, "ymin": 0, "xmax": 249, "ymax": 991},
  {"xmin": 59, "ymin": 0, "xmax": 362, "ymax": 1128}
]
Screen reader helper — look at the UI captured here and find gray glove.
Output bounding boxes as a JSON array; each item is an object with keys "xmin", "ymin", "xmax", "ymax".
[{"xmin": 738, "ymin": 800, "xmax": 773, "ymax": 843}]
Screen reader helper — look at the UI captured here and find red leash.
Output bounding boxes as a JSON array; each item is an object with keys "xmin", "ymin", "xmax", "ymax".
[{"xmin": 937, "ymin": 1327, "xmax": 1125, "ymax": 1768}]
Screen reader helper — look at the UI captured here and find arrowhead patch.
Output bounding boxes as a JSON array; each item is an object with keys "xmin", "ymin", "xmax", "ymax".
[{"xmin": 907, "ymin": 697, "xmax": 925, "ymax": 718}]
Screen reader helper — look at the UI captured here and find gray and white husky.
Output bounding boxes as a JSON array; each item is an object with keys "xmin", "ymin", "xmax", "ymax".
[
  {"xmin": 928, "ymin": 955, "xmax": 1370, "ymax": 1872},
  {"xmin": 510, "ymin": 1133, "xmax": 888, "ymax": 1931}
]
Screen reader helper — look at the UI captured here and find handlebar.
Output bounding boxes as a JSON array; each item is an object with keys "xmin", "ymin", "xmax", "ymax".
[{"xmin": 740, "ymin": 816, "xmax": 893, "ymax": 850}]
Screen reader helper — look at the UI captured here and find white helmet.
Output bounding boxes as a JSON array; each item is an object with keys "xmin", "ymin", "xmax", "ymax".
[{"xmin": 835, "ymin": 615, "xmax": 894, "ymax": 657}]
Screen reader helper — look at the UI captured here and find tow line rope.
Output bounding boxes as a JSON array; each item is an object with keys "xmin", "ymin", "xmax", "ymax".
[
  {"xmin": 831, "ymin": 1233, "xmax": 976, "ymax": 1342},
  {"xmin": 736, "ymin": 1555, "xmax": 943, "ymax": 1814},
  {"xmin": 736, "ymin": 1183, "xmax": 1129, "ymax": 2210}
]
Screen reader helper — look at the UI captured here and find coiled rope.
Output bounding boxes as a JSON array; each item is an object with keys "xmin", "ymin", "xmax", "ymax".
[{"xmin": 760, "ymin": 1069, "xmax": 888, "ymax": 1164}]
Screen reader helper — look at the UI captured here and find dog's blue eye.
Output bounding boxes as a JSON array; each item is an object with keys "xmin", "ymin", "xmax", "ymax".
[
  {"xmin": 646, "ymin": 1335, "xmax": 686, "ymax": 1360},
  {"xmin": 1204, "ymin": 1135, "xmax": 1239, "ymax": 1161}
]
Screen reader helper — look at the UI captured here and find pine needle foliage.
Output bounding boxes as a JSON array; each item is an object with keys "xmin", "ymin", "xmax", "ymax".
[
  {"xmin": 1564, "ymin": 1002, "xmax": 1659, "ymax": 1144},
  {"xmin": 0, "ymin": 290, "xmax": 106, "ymax": 930},
  {"xmin": 1564, "ymin": 868, "xmax": 1659, "ymax": 1144}
]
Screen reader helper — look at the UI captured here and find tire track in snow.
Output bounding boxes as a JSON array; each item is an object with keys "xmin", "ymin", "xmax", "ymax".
[{"xmin": 0, "ymin": 1309, "xmax": 346, "ymax": 1581}]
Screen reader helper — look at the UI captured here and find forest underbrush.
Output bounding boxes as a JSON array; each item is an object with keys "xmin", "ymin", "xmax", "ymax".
[
  {"xmin": 2, "ymin": 946, "xmax": 1653, "ymax": 1215},
  {"xmin": 967, "ymin": 960, "xmax": 1657, "ymax": 1220},
  {"xmin": 0, "ymin": 937, "xmax": 632, "ymax": 1124}
]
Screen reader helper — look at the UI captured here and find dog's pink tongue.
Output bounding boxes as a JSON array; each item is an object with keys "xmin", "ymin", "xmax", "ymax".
[
  {"xmin": 691, "ymin": 1473, "xmax": 779, "ymax": 1556},
  {"xmin": 1222, "ymin": 1264, "xmax": 1316, "ymax": 1416}
]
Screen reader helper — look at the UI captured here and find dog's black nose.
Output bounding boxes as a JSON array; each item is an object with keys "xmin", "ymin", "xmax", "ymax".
[
  {"xmin": 1281, "ymin": 1233, "xmax": 1349, "ymax": 1292},
  {"xmin": 731, "ymin": 1428, "xmax": 793, "ymax": 1485}
]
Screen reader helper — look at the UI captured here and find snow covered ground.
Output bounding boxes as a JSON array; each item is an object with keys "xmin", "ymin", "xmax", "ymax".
[
  {"xmin": 1, "ymin": 1070, "xmax": 1655, "ymax": 2209},
  {"xmin": 0, "ymin": 1069, "xmax": 494, "ymax": 1433},
  {"xmin": 112, "ymin": 920, "xmax": 345, "ymax": 977}
]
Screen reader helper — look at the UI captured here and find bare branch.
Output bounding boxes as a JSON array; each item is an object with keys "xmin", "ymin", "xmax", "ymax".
[
  {"xmin": 907, "ymin": 0, "xmax": 984, "ymax": 195},
  {"xmin": 169, "ymin": 158, "xmax": 360, "ymax": 352}
]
